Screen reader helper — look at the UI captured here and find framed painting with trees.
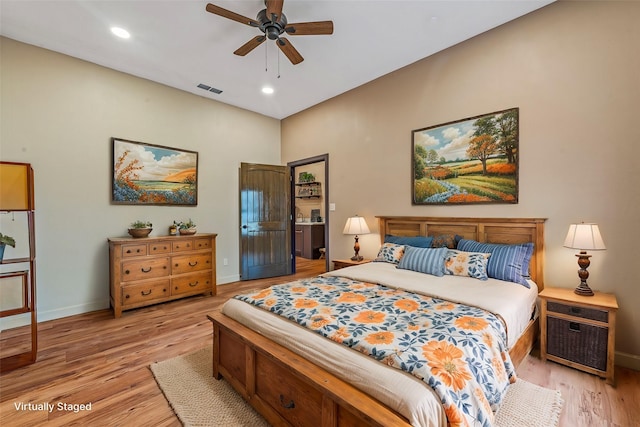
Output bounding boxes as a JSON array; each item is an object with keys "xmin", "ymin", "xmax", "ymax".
[
  {"xmin": 412, "ymin": 108, "xmax": 519, "ymax": 205},
  {"xmin": 111, "ymin": 137, "xmax": 198, "ymax": 206}
]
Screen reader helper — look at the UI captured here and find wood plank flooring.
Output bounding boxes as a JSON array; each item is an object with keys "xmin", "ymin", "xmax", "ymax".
[{"xmin": 1, "ymin": 258, "xmax": 638, "ymax": 426}]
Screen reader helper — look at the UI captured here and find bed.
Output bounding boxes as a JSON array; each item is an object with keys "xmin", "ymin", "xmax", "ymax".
[{"xmin": 207, "ymin": 216, "xmax": 546, "ymax": 427}]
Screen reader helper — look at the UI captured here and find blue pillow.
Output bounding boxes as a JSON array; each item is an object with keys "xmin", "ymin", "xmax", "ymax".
[
  {"xmin": 384, "ymin": 235, "xmax": 433, "ymax": 248},
  {"xmin": 457, "ymin": 239, "xmax": 534, "ymax": 287},
  {"xmin": 396, "ymin": 246, "xmax": 448, "ymax": 277}
]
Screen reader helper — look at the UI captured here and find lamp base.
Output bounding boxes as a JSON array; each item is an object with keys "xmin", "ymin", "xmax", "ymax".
[
  {"xmin": 574, "ymin": 282, "xmax": 594, "ymax": 296},
  {"xmin": 574, "ymin": 251, "xmax": 595, "ymax": 296},
  {"xmin": 350, "ymin": 255, "xmax": 364, "ymax": 262}
]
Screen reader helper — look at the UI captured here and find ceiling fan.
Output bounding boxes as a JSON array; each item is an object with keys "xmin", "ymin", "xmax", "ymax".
[{"xmin": 205, "ymin": 0, "xmax": 334, "ymax": 65}]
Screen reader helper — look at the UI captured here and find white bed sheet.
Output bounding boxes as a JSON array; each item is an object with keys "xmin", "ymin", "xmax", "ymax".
[{"xmin": 221, "ymin": 262, "xmax": 539, "ymax": 427}]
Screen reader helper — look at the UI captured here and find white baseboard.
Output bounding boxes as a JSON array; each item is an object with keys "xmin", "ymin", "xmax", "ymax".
[
  {"xmin": 218, "ymin": 274, "xmax": 241, "ymax": 285},
  {"xmin": 616, "ymin": 351, "xmax": 640, "ymax": 371},
  {"xmin": 0, "ymin": 300, "xmax": 108, "ymax": 331}
]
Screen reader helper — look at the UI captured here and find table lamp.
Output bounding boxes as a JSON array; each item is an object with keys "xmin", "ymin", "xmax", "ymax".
[
  {"xmin": 343, "ymin": 215, "xmax": 370, "ymax": 261},
  {"xmin": 563, "ymin": 223, "xmax": 606, "ymax": 296}
]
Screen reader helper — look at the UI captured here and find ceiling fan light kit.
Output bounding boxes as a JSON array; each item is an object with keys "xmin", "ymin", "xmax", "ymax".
[{"xmin": 206, "ymin": 0, "xmax": 333, "ymax": 65}]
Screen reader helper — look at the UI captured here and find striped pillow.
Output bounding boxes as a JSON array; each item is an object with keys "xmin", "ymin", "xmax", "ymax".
[
  {"xmin": 456, "ymin": 239, "xmax": 534, "ymax": 287},
  {"xmin": 396, "ymin": 246, "xmax": 448, "ymax": 277}
]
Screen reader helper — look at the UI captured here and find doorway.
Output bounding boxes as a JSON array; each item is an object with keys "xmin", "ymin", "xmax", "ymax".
[{"xmin": 288, "ymin": 154, "xmax": 329, "ymax": 273}]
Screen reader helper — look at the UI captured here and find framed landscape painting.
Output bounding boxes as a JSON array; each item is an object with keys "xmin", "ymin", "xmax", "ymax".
[
  {"xmin": 412, "ymin": 108, "xmax": 519, "ymax": 205},
  {"xmin": 111, "ymin": 137, "xmax": 198, "ymax": 206}
]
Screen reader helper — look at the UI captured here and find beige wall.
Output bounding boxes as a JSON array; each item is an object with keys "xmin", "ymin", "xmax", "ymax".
[
  {"xmin": 0, "ymin": 37, "xmax": 281, "ymax": 327},
  {"xmin": 281, "ymin": 1, "xmax": 640, "ymax": 366}
]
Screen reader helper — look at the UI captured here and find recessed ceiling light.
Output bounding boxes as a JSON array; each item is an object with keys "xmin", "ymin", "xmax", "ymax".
[
  {"xmin": 262, "ymin": 87, "xmax": 274, "ymax": 95},
  {"xmin": 111, "ymin": 27, "xmax": 130, "ymax": 39}
]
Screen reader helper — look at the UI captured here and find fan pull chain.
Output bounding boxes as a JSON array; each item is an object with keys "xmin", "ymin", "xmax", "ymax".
[{"xmin": 265, "ymin": 42, "xmax": 268, "ymax": 72}]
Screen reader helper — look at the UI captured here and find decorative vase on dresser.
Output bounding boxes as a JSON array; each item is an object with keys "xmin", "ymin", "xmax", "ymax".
[{"xmin": 108, "ymin": 233, "xmax": 216, "ymax": 318}]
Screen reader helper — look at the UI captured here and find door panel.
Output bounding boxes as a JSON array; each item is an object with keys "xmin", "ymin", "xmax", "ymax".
[{"xmin": 240, "ymin": 163, "xmax": 291, "ymax": 280}]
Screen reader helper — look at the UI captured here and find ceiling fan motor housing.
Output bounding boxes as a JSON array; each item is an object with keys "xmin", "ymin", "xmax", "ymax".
[{"xmin": 257, "ymin": 9, "xmax": 287, "ymax": 40}]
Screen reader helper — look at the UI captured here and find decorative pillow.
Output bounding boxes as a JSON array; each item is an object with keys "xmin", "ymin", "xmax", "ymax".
[
  {"xmin": 384, "ymin": 235, "xmax": 433, "ymax": 248},
  {"xmin": 431, "ymin": 234, "xmax": 462, "ymax": 249},
  {"xmin": 457, "ymin": 239, "xmax": 534, "ymax": 287},
  {"xmin": 444, "ymin": 250, "xmax": 491, "ymax": 280},
  {"xmin": 396, "ymin": 246, "xmax": 448, "ymax": 277},
  {"xmin": 374, "ymin": 243, "xmax": 406, "ymax": 264}
]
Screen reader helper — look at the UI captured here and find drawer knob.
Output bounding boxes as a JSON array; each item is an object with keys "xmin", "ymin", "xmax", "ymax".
[
  {"xmin": 141, "ymin": 267, "xmax": 152, "ymax": 273},
  {"xmin": 125, "ymin": 270, "xmax": 130, "ymax": 275},
  {"xmin": 189, "ymin": 261, "xmax": 198, "ymax": 267},
  {"xmin": 141, "ymin": 289, "xmax": 152, "ymax": 296},
  {"xmin": 189, "ymin": 281, "xmax": 198, "ymax": 287},
  {"xmin": 279, "ymin": 394, "xmax": 295, "ymax": 409}
]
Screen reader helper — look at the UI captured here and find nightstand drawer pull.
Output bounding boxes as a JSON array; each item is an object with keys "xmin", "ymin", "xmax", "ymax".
[
  {"xmin": 547, "ymin": 301, "xmax": 608, "ymax": 322},
  {"xmin": 569, "ymin": 322, "xmax": 581, "ymax": 332}
]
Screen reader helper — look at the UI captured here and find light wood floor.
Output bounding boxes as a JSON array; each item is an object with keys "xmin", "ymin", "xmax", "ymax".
[{"xmin": 1, "ymin": 258, "xmax": 638, "ymax": 426}]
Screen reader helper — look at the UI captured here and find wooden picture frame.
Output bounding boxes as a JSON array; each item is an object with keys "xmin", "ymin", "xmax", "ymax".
[
  {"xmin": 111, "ymin": 137, "xmax": 198, "ymax": 206},
  {"xmin": 412, "ymin": 108, "xmax": 519, "ymax": 205}
]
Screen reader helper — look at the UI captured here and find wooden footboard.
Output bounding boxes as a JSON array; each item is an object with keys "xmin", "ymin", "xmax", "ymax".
[
  {"xmin": 208, "ymin": 310, "xmax": 538, "ymax": 427},
  {"xmin": 207, "ymin": 311, "xmax": 412, "ymax": 427}
]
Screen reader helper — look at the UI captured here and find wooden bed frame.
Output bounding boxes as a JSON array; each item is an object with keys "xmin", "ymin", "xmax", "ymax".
[{"xmin": 208, "ymin": 217, "xmax": 546, "ymax": 427}]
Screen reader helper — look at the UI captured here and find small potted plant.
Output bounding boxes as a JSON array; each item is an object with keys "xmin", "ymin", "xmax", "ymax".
[
  {"xmin": 0, "ymin": 232, "xmax": 16, "ymax": 261},
  {"xmin": 177, "ymin": 219, "xmax": 197, "ymax": 235},
  {"xmin": 128, "ymin": 220, "xmax": 153, "ymax": 238}
]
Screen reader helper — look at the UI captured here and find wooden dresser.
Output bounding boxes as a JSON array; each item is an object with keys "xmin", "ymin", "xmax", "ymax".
[{"xmin": 108, "ymin": 233, "xmax": 216, "ymax": 318}]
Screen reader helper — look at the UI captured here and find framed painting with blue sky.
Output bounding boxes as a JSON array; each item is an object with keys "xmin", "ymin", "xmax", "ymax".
[
  {"xmin": 412, "ymin": 108, "xmax": 519, "ymax": 205},
  {"xmin": 111, "ymin": 137, "xmax": 198, "ymax": 206}
]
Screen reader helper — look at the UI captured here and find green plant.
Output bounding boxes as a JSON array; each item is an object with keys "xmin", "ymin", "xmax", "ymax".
[
  {"xmin": 176, "ymin": 219, "xmax": 196, "ymax": 229},
  {"xmin": 130, "ymin": 220, "xmax": 152, "ymax": 229},
  {"xmin": 0, "ymin": 232, "xmax": 16, "ymax": 247}
]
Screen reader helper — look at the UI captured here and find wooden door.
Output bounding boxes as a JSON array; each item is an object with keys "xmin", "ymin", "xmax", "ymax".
[{"xmin": 239, "ymin": 163, "xmax": 291, "ymax": 280}]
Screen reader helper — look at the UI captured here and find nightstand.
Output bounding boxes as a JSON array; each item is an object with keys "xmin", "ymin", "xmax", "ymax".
[
  {"xmin": 539, "ymin": 287, "xmax": 618, "ymax": 385},
  {"xmin": 332, "ymin": 258, "xmax": 371, "ymax": 270}
]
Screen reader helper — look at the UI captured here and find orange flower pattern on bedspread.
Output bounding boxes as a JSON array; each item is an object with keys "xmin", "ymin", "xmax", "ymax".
[{"xmin": 235, "ymin": 276, "xmax": 516, "ymax": 427}]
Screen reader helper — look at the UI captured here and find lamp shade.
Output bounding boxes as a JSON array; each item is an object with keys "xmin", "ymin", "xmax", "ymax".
[
  {"xmin": 343, "ymin": 216, "xmax": 370, "ymax": 235},
  {"xmin": 563, "ymin": 223, "xmax": 606, "ymax": 250}
]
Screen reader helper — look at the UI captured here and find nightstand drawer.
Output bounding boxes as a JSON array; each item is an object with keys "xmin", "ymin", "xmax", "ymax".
[
  {"xmin": 547, "ymin": 301, "xmax": 608, "ymax": 322},
  {"xmin": 547, "ymin": 316, "xmax": 608, "ymax": 371}
]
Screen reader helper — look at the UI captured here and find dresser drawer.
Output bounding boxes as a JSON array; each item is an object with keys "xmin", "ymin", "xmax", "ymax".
[
  {"xmin": 194, "ymin": 237, "xmax": 212, "ymax": 250},
  {"xmin": 122, "ymin": 244, "xmax": 147, "ymax": 258},
  {"xmin": 122, "ymin": 280, "xmax": 170, "ymax": 306},
  {"xmin": 172, "ymin": 253, "xmax": 212, "ymax": 275},
  {"xmin": 547, "ymin": 301, "xmax": 608, "ymax": 322},
  {"xmin": 547, "ymin": 315, "xmax": 608, "ymax": 371},
  {"xmin": 122, "ymin": 257, "xmax": 170, "ymax": 282},
  {"xmin": 149, "ymin": 241, "xmax": 171, "ymax": 255},
  {"xmin": 172, "ymin": 272, "xmax": 212, "ymax": 295},
  {"xmin": 172, "ymin": 239, "xmax": 194, "ymax": 253},
  {"xmin": 255, "ymin": 352, "xmax": 323, "ymax": 426}
]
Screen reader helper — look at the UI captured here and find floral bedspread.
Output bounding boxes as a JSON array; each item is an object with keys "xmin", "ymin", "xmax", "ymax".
[{"xmin": 234, "ymin": 275, "xmax": 516, "ymax": 427}]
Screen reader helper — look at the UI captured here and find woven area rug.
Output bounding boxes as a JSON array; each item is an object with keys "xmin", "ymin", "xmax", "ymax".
[{"xmin": 150, "ymin": 346, "xmax": 562, "ymax": 427}]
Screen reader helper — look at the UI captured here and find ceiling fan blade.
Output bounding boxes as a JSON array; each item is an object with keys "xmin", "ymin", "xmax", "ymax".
[
  {"xmin": 234, "ymin": 36, "xmax": 266, "ymax": 56},
  {"xmin": 266, "ymin": 0, "xmax": 284, "ymax": 22},
  {"xmin": 285, "ymin": 21, "xmax": 334, "ymax": 36},
  {"xmin": 205, "ymin": 3, "xmax": 259, "ymax": 27},
  {"xmin": 277, "ymin": 38, "xmax": 304, "ymax": 65}
]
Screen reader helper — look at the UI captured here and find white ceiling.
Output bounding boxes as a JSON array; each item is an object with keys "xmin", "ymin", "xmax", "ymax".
[{"xmin": 1, "ymin": 0, "xmax": 554, "ymax": 119}]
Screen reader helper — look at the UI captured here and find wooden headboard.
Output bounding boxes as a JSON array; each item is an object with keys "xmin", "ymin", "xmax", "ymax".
[{"xmin": 377, "ymin": 216, "xmax": 546, "ymax": 291}]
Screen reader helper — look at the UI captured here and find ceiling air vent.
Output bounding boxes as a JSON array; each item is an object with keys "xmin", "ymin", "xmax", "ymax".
[{"xmin": 197, "ymin": 83, "xmax": 223, "ymax": 94}]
